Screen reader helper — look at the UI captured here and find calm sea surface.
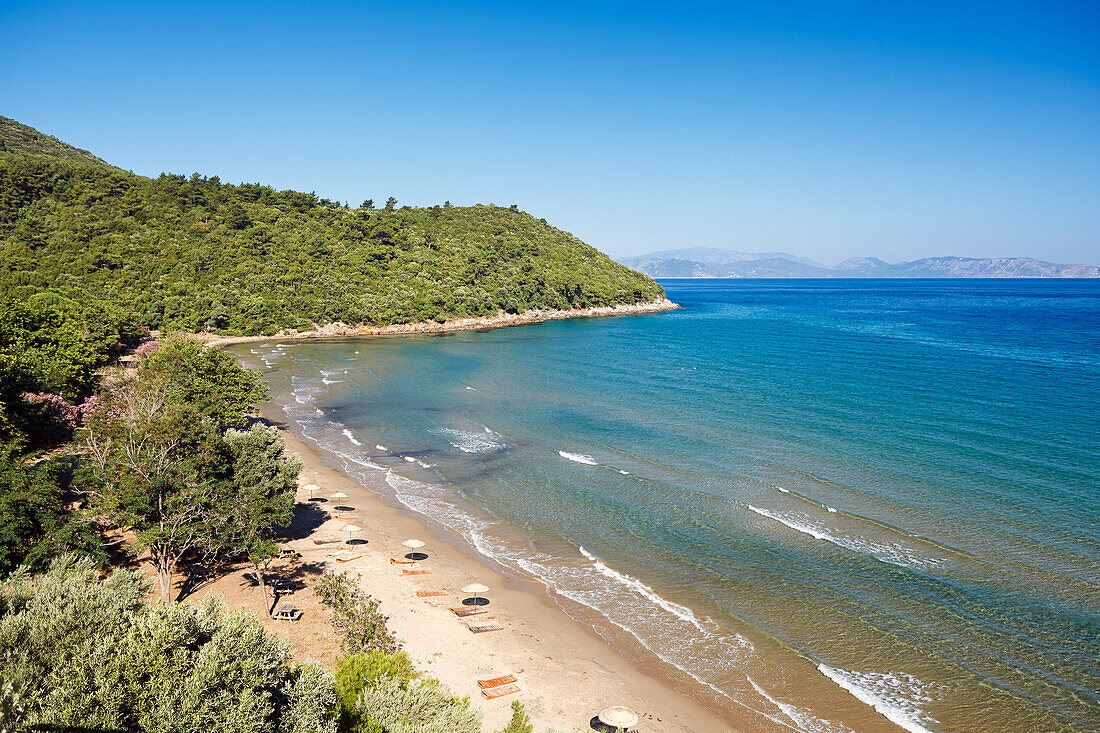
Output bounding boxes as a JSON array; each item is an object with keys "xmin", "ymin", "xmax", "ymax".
[{"xmin": 228, "ymin": 279, "xmax": 1100, "ymax": 732}]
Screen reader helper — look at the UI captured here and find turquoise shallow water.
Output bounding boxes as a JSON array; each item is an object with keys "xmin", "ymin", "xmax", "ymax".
[{"xmin": 229, "ymin": 279, "xmax": 1100, "ymax": 732}]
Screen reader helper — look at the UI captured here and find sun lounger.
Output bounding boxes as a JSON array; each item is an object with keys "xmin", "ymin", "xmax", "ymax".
[
  {"xmin": 390, "ymin": 557, "xmax": 418, "ymax": 564},
  {"xmin": 416, "ymin": 590, "xmax": 448, "ymax": 597},
  {"xmin": 402, "ymin": 567, "xmax": 431, "ymax": 575},
  {"xmin": 313, "ymin": 538, "xmax": 341, "ymax": 545},
  {"xmin": 450, "ymin": 605, "xmax": 486, "ymax": 617},
  {"xmin": 334, "ymin": 513, "xmax": 356, "ymax": 519},
  {"xmin": 335, "ymin": 554, "xmax": 361, "ymax": 563},
  {"xmin": 477, "ymin": 674, "xmax": 517, "ymax": 689},
  {"xmin": 481, "ymin": 683, "xmax": 519, "ymax": 699},
  {"xmin": 466, "ymin": 622, "xmax": 503, "ymax": 634}
]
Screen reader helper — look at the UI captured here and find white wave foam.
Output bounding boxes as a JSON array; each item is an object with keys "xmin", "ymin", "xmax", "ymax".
[
  {"xmin": 817, "ymin": 665, "xmax": 945, "ymax": 733},
  {"xmin": 559, "ymin": 451, "xmax": 598, "ymax": 465},
  {"xmin": 250, "ymin": 349, "xmax": 260, "ymax": 354},
  {"xmin": 321, "ymin": 377, "xmax": 342, "ymax": 384},
  {"xmin": 746, "ymin": 505, "xmax": 941, "ymax": 569},
  {"xmin": 330, "ymin": 449, "xmax": 384, "ymax": 471},
  {"xmin": 276, "ymin": 343, "xmax": 294, "ymax": 348},
  {"xmin": 438, "ymin": 428, "xmax": 506, "ymax": 454},
  {"xmin": 375, "ymin": 444, "xmax": 388, "ymax": 451},
  {"xmin": 342, "ymin": 429, "xmax": 362, "ymax": 446},
  {"xmin": 504, "ymin": 547, "xmax": 776, "ymax": 726},
  {"xmin": 383, "ymin": 472, "xmax": 495, "ymax": 555},
  {"xmin": 580, "ymin": 546, "xmax": 706, "ymax": 632},
  {"xmin": 748, "ymin": 677, "xmax": 855, "ymax": 733},
  {"xmin": 281, "ymin": 408, "xmax": 781, "ymax": 732}
]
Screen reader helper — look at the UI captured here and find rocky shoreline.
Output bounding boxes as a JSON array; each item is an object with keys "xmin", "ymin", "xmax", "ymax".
[{"xmin": 192, "ymin": 298, "xmax": 680, "ymax": 347}]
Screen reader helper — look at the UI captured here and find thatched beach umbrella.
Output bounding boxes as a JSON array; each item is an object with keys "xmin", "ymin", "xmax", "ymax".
[
  {"xmin": 598, "ymin": 706, "xmax": 639, "ymax": 732},
  {"xmin": 331, "ymin": 491, "xmax": 349, "ymax": 499},
  {"xmin": 461, "ymin": 582, "xmax": 489, "ymax": 608},
  {"xmin": 340, "ymin": 523, "xmax": 362, "ymax": 544},
  {"xmin": 304, "ymin": 483, "xmax": 321, "ymax": 501},
  {"xmin": 402, "ymin": 538, "xmax": 426, "ymax": 560}
]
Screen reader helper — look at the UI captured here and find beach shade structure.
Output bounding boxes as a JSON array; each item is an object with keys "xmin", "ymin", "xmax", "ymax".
[
  {"xmin": 330, "ymin": 492, "xmax": 355, "ymax": 511},
  {"xmin": 597, "ymin": 706, "xmax": 639, "ymax": 732},
  {"xmin": 402, "ymin": 538, "xmax": 427, "ymax": 561},
  {"xmin": 462, "ymin": 582, "xmax": 490, "ymax": 608},
  {"xmin": 340, "ymin": 524, "xmax": 363, "ymax": 544},
  {"xmin": 304, "ymin": 484, "xmax": 322, "ymax": 502}
]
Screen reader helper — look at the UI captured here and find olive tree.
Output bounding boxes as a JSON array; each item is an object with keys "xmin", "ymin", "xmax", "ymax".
[
  {"xmin": 0, "ymin": 555, "xmax": 337, "ymax": 732},
  {"xmin": 219, "ymin": 423, "xmax": 302, "ymax": 614}
]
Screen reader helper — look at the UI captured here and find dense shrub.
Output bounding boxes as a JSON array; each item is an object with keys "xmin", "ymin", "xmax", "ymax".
[
  {"xmin": 0, "ymin": 555, "xmax": 337, "ymax": 732},
  {"xmin": 0, "ymin": 287, "xmax": 143, "ymax": 450},
  {"xmin": 335, "ymin": 651, "xmax": 418, "ymax": 733},
  {"xmin": 0, "ymin": 455, "xmax": 102, "ymax": 579},
  {"xmin": 352, "ymin": 676, "xmax": 481, "ymax": 733}
]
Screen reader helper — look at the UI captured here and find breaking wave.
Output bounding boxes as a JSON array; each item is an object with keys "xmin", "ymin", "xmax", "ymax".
[
  {"xmin": 437, "ymin": 428, "xmax": 506, "ymax": 454},
  {"xmin": 746, "ymin": 505, "xmax": 942, "ymax": 569},
  {"xmin": 559, "ymin": 451, "xmax": 598, "ymax": 465},
  {"xmin": 817, "ymin": 665, "xmax": 946, "ymax": 733},
  {"xmin": 748, "ymin": 677, "xmax": 855, "ymax": 733}
]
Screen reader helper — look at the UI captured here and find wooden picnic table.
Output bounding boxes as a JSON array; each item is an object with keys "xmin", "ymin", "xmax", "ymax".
[
  {"xmin": 272, "ymin": 602, "xmax": 302, "ymax": 621},
  {"xmin": 270, "ymin": 578, "xmax": 294, "ymax": 595}
]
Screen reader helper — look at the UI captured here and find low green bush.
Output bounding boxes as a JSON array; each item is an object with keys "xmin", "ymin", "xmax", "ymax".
[
  {"xmin": 335, "ymin": 651, "xmax": 418, "ymax": 732},
  {"xmin": 352, "ymin": 675, "xmax": 481, "ymax": 733},
  {"xmin": 496, "ymin": 701, "xmax": 533, "ymax": 733}
]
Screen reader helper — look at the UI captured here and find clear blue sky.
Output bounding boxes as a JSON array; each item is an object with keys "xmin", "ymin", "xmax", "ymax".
[{"xmin": 2, "ymin": 1, "xmax": 1097, "ymax": 265}]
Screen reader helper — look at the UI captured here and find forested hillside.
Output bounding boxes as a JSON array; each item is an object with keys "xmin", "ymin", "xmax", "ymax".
[
  {"xmin": 0, "ymin": 118, "xmax": 618, "ymax": 731},
  {"xmin": 0, "ymin": 118, "xmax": 664, "ymax": 335},
  {"xmin": 0, "ymin": 115, "xmax": 114, "ymax": 167}
]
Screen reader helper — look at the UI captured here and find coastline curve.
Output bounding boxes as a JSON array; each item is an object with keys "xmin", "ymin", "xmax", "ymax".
[{"xmin": 193, "ymin": 298, "xmax": 680, "ymax": 348}]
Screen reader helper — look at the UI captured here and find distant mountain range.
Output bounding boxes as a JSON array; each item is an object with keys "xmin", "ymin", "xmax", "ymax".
[
  {"xmin": 636, "ymin": 247, "xmax": 825, "ymax": 268},
  {"xmin": 618, "ymin": 249, "xmax": 1100, "ymax": 279}
]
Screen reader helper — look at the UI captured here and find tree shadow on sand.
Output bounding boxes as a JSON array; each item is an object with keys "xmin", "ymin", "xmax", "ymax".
[{"xmin": 279, "ymin": 502, "xmax": 330, "ymax": 541}]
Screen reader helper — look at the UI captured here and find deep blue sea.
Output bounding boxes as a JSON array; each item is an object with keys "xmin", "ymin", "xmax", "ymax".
[{"xmin": 229, "ymin": 279, "xmax": 1100, "ymax": 733}]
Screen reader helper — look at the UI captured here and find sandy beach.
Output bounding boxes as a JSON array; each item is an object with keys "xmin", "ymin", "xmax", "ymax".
[{"xmin": 271, "ymin": 426, "xmax": 737, "ymax": 733}]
